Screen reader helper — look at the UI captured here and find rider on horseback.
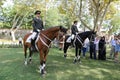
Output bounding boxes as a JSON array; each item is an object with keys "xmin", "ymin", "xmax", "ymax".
[
  {"xmin": 71, "ymin": 21, "xmax": 79, "ymax": 44},
  {"xmin": 26, "ymin": 10, "xmax": 44, "ymax": 43}
]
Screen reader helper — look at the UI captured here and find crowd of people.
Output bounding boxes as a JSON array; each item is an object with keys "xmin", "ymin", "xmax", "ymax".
[
  {"xmin": 81, "ymin": 34, "xmax": 120, "ymax": 63},
  {"xmin": 109, "ymin": 35, "xmax": 120, "ymax": 63}
]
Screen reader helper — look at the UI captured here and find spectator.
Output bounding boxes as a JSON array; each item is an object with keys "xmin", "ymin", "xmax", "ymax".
[
  {"xmin": 18, "ymin": 37, "xmax": 23, "ymax": 46},
  {"xmin": 98, "ymin": 36, "xmax": 106, "ymax": 60},
  {"xmin": 94, "ymin": 36, "xmax": 99, "ymax": 58},
  {"xmin": 114, "ymin": 35, "xmax": 120, "ymax": 63},
  {"xmin": 109, "ymin": 35, "xmax": 116, "ymax": 59},
  {"xmin": 82, "ymin": 38, "xmax": 89, "ymax": 58}
]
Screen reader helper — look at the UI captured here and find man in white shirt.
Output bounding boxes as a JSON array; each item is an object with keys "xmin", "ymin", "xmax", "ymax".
[
  {"xmin": 82, "ymin": 38, "xmax": 89, "ymax": 58},
  {"xmin": 109, "ymin": 36, "xmax": 116, "ymax": 59}
]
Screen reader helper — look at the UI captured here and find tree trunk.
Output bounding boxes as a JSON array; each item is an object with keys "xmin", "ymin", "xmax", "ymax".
[
  {"xmin": 78, "ymin": 0, "xmax": 93, "ymax": 31},
  {"xmin": 11, "ymin": 31, "xmax": 16, "ymax": 41},
  {"xmin": 10, "ymin": 12, "xmax": 28, "ymax": 41},
  {"xmin": 97, "ymin": 0, "xmax": 111, "ymax": 32}
]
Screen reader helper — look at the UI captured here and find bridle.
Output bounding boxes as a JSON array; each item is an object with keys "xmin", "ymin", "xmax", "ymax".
[
  {"xmin": 75, "ymin": 34, "xmax": 84, "ymax": 46},
  {"xmin": 41, "ymin": 33, "xmax": 52, "ymax": 42},
  {"xmin": 38, "ymin": 27, "xmax": 67, "ymax": 48},
  {"xmin": 39, "ymin": 30, "xmax": 64, "ymax": 48}
]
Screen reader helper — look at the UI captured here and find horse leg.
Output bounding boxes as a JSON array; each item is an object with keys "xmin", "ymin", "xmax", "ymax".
[
  {"xmin": 43, "ymin": 52, "xmax": 48, "ymax": 74},
  {"xmin": 28, "ymin": 47, "xmax": 33, "ymax": 64},
  {"xmin": 39, "ymin": 51, "xmax": 46, "ymax": 75},
  {"xmin": 24, "ymin": 45, "xmax": 28, "ymax": 65},
  {"xmin": 40, "ymin": 60, "xmax": 46, "ymax": 75},
  {"xmin": 78, "ymin": 48, "xmax": 81, "ymax": 63},
  {"xmin": 63, "ymin": 43, "xmax": 70, "ymax": 58},
  {"xmin": 73, "ymin": 46, "xmax": 78, "ymax": 63}
]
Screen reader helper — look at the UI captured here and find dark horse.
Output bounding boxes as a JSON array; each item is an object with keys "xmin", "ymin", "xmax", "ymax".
[
  {"xmin": 63, "ymin": 31, "xmax": 96, "ymax": 63},
  {"xmin": 23, "ymin": 26, "xmax": 67, "ymax": 75}
]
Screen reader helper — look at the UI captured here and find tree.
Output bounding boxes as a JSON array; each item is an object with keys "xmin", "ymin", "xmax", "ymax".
[
  {"xmin": 109, "ymin": 13, "xmax": 120, "ymax": 34},
  {"xmin": 58, "ymin": 0, "xmax": 78, "ymax": 28},
  {"xmin": 0, "ymin": 0, "xmax": 6, "ymax": 28},
  {"xmin": 59, "ymin": 0, "xmax": 119, "ymax": 33},
  {"xmin": 45, "ymin": 8, "xmax": 61, "ymax": 28}
]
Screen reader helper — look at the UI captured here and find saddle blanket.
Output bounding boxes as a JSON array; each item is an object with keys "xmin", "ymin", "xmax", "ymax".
[{"xmin": 66, "ymin": 36, "xmax": 72, "ymax": 43}]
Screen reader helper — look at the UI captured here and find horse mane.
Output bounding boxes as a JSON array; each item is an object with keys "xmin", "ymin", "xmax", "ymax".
[
  {"xmin": 78, "ymin": 31, "xmax": 94, "ymax": 36},
  {"xmin": 77, "ymin": 30, "xmax": 95, "ymax": 41},
  {"xmin": 41, "ymin": 26, "xmax": 60, "ymax": 34}
]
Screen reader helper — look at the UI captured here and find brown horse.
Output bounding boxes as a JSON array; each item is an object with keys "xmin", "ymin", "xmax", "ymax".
[{"xmin": 23, "ymin": 26, "xmax": 67, "ymax": 75}]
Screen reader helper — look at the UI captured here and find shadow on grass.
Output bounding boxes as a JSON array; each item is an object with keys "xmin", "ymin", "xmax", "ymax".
[{"xmin": 0, "ymin": 48, "xmax": 120, "ymax": 80}]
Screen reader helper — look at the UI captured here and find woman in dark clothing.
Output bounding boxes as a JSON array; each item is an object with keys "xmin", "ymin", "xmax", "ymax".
[{"xmin": 98, "ymin": 36, "xmax": 106, "ymax": 60}]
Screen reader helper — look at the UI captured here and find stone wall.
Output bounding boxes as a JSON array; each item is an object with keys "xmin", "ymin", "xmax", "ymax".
[{"xmin": 0, "ymin": 29, "xmax": 32, "ymax": 39}]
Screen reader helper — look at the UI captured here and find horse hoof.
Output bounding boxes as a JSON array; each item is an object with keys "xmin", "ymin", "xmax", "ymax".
[
  {"xmin": 73, "ymin": 60, "xmax": 77, "ymax": 64},
  {"xmin": 41, "ymin": 69, "xmax": 46, "ymax": 75},
  {"xmin": 41, "ymin": 73, "xmax": 45, "ymax": 77},
  {"xmin": 40, "ymin": 68, "xmax": 47, "ymax": 74},
  {"xmin": 44, "ymin": 70, "xmax": 47, "ymax": 74},
  {"xmin": 73, "ymin": 61, "xmax": 77, "ymax": 64},
  {"xmin": 24, "ymin": 61, "xmax": 27, "ymax": 65},
  {"xmin": 64, "ymin": 54, "xmax": 67, "ymax": 58},
  {"xmin": 29, "ymin": 62, "xmax": 32, "ymax": 64},
  {"xmin": 79, "ymin": 61, "xmax": 82, "ymax": 64},
  {"xmin": 59, "ymin": 48, "xmax": 62, "ymax": 50},
  {"xmin": 78, "ymin": 59, "xmax": 80, "ymax": 62},
  {"xmin": 28, "ymin": 61, "xmax": 32, "ymax": 64}
]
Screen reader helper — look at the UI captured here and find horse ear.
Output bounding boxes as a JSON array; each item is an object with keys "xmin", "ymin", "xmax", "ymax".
[
  {"xmin": 94, "ymin": 31, "xmax": 97, "ymax": 34},
  {"xmin": 92, "ymin": 30, "xmax": 97, "ymax": 34},
  {"xmin": 59, "ymin": 26, "xmax": 63, "ymax": 30},
  {"xmin": 59, "ymin": 26, "xmax": 67, "ymax": 33}
]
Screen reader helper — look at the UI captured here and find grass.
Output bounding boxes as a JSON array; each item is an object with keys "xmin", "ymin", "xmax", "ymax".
[{"xmin": 0, "ymin": 47, "xmax": 120, "ymax": 80}]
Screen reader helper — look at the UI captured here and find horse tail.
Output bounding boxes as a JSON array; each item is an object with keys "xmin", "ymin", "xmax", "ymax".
[
  {"xmin": 23, "ymin": 44, "xmax": 27, "ymax": 58},
  {"xmin": 23, "ymin": 33, "xmax": 31, "ymax": 59}
]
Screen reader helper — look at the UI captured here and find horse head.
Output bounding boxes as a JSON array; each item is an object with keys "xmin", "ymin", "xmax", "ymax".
[
  {"xmin": 88, "ymin": 30, "xmax": 97, "ymax": 41},
  {"xmin": 59, "ymin": 26, "xmax": 68, "ymax": 34}
]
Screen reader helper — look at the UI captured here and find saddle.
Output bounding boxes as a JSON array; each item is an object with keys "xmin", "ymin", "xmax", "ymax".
[{"xmin": 66, "ymin": 35, "xmax": 75, "ymax": 47}]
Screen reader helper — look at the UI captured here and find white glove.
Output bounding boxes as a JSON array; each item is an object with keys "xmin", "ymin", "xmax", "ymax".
[
  {"xmin": 71, "ymin": 34, "xmax": 75, "ymax": 40},
  {"xmin": 76, "ymin": 32, "xmax": 78, "ymax": 35},
  {"xmin": 42, "ymin": 29, "xmax": 44, "ymax": 30},
  {"xmin": 37, "ymin": 29, "xmax": 40, "ymax": 32}
]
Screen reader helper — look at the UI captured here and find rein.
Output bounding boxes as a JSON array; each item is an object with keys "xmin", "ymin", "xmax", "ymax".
[
  {"xmin": 75, "ymin": 33, "xmax": 95, "ymax": 46},
  {"xmin": 39, "ymin": 33, "xmax": 53, "ymax": 48},
  {"xmin": 39, "ymin": 36, "xmax": 50, "ymax": 48},
  {"xmin": 76, "ymin": 34, "xmax": 83, "ymax": 46},
  {"xmin": 41, "ymin": 33, "xmax": 52, "ymax": 42}
]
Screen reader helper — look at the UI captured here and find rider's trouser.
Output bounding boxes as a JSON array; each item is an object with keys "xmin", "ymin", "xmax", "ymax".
[{"xmin": 26, "ymin": 32, "xmax": 37, "ymax": 43}]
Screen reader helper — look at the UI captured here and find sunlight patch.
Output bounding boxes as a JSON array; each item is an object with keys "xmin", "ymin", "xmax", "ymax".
[
  {"xmin": 1, "ymin": 59, "xmax": 19, "ymax": 63},
  {"xmin": 96, "ymin": 68, "xmax": 112, "ymax": 73},
  {"xmin": 80, "ymin": 65, "xmax": 90, "ymax": 69}
]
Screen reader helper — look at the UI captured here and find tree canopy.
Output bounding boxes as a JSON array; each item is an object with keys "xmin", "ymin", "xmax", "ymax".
[{"xmin": 0, "ymin": 0, "xmax": 119, "ymax": 34}]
